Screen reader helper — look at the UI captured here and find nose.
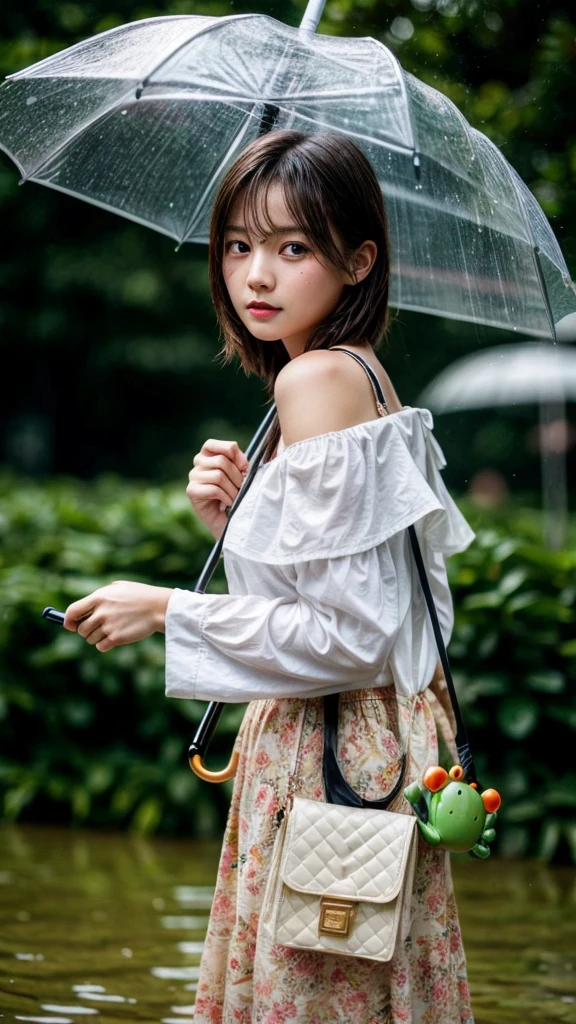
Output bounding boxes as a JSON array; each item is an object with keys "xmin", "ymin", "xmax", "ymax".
[{"xmin": 246, "ymin": 247, "xmax": 275, "ymax": 292}]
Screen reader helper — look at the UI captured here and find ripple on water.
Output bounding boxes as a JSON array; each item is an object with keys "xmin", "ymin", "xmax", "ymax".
[
  {"xmin": 42, "ymin": 1009, "xmax": 99, "ymax": 1016},
  {"xmin": 152, "ymin": 966, "xmax": 203, "ymax": 980},
  {"xmin": 81, "ymin": 992, "xmax": 137, "ymax": 1003},
  {"xmin": 177, "ymin": 941, "xmax": 205, "ymax": 955},
  {"xmin": 15, "ymin": 1018, "xmax": 73, "ymax": 1023},
  {"xmin": 161, "ymin": 914, "xmax": 209, "ymax": 929},
  {"xmin": 173, "ymin": 885, "xmax": 215, "ymax": 908}
]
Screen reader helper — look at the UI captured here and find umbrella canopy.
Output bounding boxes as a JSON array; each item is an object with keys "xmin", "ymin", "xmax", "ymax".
[
  {"xmin": 1, "ymin": 11, "xmax": 574, "ymax": 339},
  {"xmin": 418, "ymin": 341, "xmax": 576, "ymax": 550},
  {"xmin": 419, "ymin": 342, "xmax": 576, "ymax": 411}
]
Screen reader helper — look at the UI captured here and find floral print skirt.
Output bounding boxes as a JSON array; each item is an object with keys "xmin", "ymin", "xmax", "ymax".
[{"xmin": 193, "ymin": 676, "xmax": 474, "ymax": 1024}]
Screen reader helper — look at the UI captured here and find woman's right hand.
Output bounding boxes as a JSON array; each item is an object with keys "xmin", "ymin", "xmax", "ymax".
[{"xmin": 186, "ymin": 439, "xmax": 249, "ymax": 539}]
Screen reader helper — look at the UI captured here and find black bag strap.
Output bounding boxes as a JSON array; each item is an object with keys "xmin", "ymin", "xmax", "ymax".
[{"xmin": 322, "ymin": 348, "xmax": 477, "ymax": 808}]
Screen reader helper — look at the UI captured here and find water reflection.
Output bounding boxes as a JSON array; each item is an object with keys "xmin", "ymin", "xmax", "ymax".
[{"xmin": 0, "ymin": 824, "xmax": 575, "ymax": 1024}]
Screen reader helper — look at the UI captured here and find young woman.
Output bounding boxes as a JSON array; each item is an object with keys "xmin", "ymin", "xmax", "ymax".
[{"xmin": 65, "ymin": 129, "xmax": 477, "ymax": 1023}]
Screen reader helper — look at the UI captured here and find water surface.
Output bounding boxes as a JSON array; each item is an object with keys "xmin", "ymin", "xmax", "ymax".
[{"xmin": 0, "ymin": 825, "xmax": 575, "ymax": 1023}]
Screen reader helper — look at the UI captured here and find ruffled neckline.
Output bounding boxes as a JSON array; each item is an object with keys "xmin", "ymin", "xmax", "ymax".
[
  {"xmin": 262, "ymin": 406, "xmax": 428, "ymax": 467},
  {"xmin": 224, "ymin": 405, "xmax": 475, "ymax": 564}
]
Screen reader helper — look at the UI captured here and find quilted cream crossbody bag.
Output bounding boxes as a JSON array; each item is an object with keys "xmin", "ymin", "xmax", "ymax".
[{"xmin": 261, "ymin": 786, "xmax": 418, "ymax": 963}]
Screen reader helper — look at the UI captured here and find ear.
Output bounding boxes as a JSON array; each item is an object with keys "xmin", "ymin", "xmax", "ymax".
[{"xmin": 347, "ymin": 240, "xmax": 377, "ymax": 285}]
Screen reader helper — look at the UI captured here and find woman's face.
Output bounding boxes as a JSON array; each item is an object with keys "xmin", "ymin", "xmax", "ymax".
[{"xmin": 222, "ymin": 183, "xmax": 353, "ymax": 359}]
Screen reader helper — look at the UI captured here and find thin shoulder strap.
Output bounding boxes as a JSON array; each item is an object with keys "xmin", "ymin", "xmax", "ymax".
[
  {"xmin": 322, "ymin": 353, "xmax": 478, "ymax": 801},
  {"xmin": 331, "ymin": 346, "xmax": 389, "ymax": 417}
]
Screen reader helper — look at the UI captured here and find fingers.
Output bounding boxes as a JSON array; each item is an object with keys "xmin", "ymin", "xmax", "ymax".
[
  {"xmin": 187, "ymin": 441, "xmax": 250, "ymax": 516},
  {"xmin": 63, "ymin": 598, "xmax": 96, "ymax": 632},
  {"xmin": 185, "ymin": 476, "xmax": 235, "ymax": 510},
  {"xmin": 197, "ymin": 439, "xmax": 249, "ymax": 475},
  {"xmin": 192, "ymin": 452, "xmax": 246, "ymax": 492},
  {"xmin": 67, "ymin": 608, "xmax": 113, "ymax": 650},
  {"xmin": 64, "ymin": 583, "xmax": 115, "ymax": 638},
  {"xmin": 82, "ymin": 623, "xmax": 116, "ymax": 653},
  {"xmin": 84, "ymin": 624, "xmax": 107, "ymax": 647},
  {"xmin": 191, "ymin": 464, "xmax": 241, "ymax": 503}
]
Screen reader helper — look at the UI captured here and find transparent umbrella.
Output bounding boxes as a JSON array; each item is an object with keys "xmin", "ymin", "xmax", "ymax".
[
  {"xmin": 0, "ymin": 0, "xmax": 575, "ymax": 338},
  {"xmin": 419, "ymin": 342, "xmax": 576, "ymax": 550}
]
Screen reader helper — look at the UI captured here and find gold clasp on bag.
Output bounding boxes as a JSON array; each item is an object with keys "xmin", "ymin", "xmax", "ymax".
[{"xmin": 319, "ymin": 897, "xmax": 358, "ymax": 938}]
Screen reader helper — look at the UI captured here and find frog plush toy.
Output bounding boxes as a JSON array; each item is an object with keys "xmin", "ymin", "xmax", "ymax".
[{"xmin": 404, "ymin": 765, "xmax": 501, "ymax": 858}]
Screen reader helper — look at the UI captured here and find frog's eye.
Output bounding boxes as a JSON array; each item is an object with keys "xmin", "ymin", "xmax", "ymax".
[{"xmin": 449, "ymin": 765, "xmax": 464, "ymax": 781}]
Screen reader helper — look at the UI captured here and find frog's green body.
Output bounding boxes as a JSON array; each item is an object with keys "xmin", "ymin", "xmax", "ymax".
[{"xmin": 404, "ymin": 766, "xmax": 500, "ymax": 858}]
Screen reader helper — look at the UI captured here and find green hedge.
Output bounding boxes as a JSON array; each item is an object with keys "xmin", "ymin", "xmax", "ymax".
[
  {"xmin": 0, "ymin": 473, "xmax": 575, "ymax": 860},
  {"xmin": 447, "ymin": 500, "xmax": 576, "ymax": 862}
]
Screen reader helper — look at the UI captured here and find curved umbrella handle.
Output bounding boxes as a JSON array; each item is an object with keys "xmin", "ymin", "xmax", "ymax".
[
  {"xmin": 186, "ymin": 403, "xmax": 277, "ymax": 781},
  {"xmin": 189, "ymin": 750, "xmax": 240, "ymax": 782}
]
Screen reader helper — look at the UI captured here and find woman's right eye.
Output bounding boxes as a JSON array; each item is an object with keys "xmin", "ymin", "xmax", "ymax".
[{"xmin": 226, "ymin": 240, "xmax": 250, "ymax": 254}]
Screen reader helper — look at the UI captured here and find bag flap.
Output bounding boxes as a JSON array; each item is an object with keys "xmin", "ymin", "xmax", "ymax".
[{"xmin": 282, "ymin": 796, "xmax": 417, "ymax": 904}]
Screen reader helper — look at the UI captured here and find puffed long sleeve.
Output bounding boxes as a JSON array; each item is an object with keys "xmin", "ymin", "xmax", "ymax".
[{"xmin": 165, "ymin": 546, "xmax": 400, "ymax": 703}]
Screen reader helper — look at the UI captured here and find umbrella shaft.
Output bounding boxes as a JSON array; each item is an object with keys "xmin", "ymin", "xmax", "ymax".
[{"xmin": 299, "ymin": 0, "xmax": 326, "ymax": 36}]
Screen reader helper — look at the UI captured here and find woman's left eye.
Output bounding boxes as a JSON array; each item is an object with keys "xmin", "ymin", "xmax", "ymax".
[{"xmin": 282, "ymin": 242, "xmax": 309, "ymax": 257}]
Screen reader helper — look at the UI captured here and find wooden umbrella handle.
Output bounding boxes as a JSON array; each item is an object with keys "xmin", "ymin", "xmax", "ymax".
[{"xmin": 189, "ymin": 749, "xmax": 240, "ymax": 782}]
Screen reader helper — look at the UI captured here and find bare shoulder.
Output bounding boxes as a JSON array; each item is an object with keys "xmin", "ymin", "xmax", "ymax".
[{"xmin": 274, "ymin": 349, "xmax": 378, "ymax": 447}]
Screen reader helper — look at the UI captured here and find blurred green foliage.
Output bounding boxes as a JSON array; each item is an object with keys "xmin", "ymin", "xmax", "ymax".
[
  {"xmin": 0, "ymin": 472, "xmax": 244, "ymax": 839},
  {"xmin": 1, "ymin": 473, "xmax": 575, "ymax": 861},
  {"xmin": 449, "ymin": 500, "xmax": 576, "ymax": 863}
]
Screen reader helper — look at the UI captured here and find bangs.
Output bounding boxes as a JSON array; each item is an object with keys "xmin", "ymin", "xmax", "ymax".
[{"xmin": 240, "ymin": 163, "xmax": 350, "ymax": 274}]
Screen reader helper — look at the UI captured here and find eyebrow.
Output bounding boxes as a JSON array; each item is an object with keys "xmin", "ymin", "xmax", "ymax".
[{"xmin": 224, "ymin": 224, "xmax": 304, "ymax": 235}]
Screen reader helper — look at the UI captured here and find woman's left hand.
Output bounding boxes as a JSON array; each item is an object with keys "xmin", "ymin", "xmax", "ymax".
[{"xmin": 64, "ymin": 581, "xmax": 174, "ymax": 653}]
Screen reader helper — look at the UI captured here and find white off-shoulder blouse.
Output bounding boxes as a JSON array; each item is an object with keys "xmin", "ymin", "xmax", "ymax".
[{"xmin": 165, "ymin": 407, "xmax": 475, "ymax": 703}]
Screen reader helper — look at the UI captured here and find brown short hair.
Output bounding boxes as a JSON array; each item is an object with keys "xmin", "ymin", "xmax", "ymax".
[{"xmin": 209, "ymin": 129, "xmax": 391, "ymax": 391}]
